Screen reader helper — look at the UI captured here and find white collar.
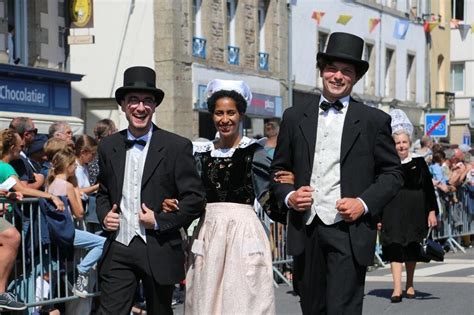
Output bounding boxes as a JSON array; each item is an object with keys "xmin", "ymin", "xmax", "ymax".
[
  {"xmin": 193, "ymin": 136, "xmax": 257, "ymax": 156},
  {"xmin": 127, "ymin": 127, "xmax": 152, "ymax": 142},
  {"xmin": 319, "ymin": 94, "xmax": 350, "ymax": 108}
]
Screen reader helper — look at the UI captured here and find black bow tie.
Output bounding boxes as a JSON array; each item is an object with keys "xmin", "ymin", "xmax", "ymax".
[
  {"xmin": 125, "ymin": 139, "xmax": 147, "ymax": 148},
  {"xmin": 320, "ymin": 100, "xmax": 343, "ymax": 112}
]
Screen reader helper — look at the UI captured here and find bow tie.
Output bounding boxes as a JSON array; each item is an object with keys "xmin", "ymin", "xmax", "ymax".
[
  {"xmin": 125, "ymin": 139, "xmax": 147, "ymax": 148},
  {"xmin": 320, "ymin": 100, "xmax": 343, "ymax": 112}
]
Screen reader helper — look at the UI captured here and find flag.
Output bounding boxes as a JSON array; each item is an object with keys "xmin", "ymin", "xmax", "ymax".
[
  {"xmin": 458, "ymin": 24, "xmax": 471, "ymax": 40},
  {"xmin": 311, "ymin": 11, "xmax": 325, "ymax": 25},
  {"xmin": 393, "ymin": 20, "xmax": 409, "ymax": 39},
  {"xmin": 423, "ymin": 21, "xmax": 439, "ymax": 33},
  {"xmin": 472, "ymin": 23, "xmax": 474, "ymax": 33},
  {"xmin": 336, "ymin": 15, "xmax": 352, "ymax": 25},
  {"xmin": 368, "ymin": 18, "xmax": 380, "ymax": 33}
]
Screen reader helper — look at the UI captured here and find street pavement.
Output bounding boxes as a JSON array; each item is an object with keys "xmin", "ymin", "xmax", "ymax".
[{"xmin": 173, "ymin": 247, "xmax": 474, "ymax": 314}]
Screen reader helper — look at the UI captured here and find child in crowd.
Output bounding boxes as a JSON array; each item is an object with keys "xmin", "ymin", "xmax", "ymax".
[
  {"xmin": 74, "ymin": 135, "xmax": 98, "ymax": 200},
  {"xmin": 46, "ymin": 149, "xmax": 105, "ymax": 298}
]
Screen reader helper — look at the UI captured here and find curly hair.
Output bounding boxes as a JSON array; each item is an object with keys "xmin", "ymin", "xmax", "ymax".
[
  {"xmin": 207, "ymin": 90, "xmax": 247, "ymax": 114},
  {"xmin": 0, "ymin": 128, "xmax": 19, "ymax": 158}
]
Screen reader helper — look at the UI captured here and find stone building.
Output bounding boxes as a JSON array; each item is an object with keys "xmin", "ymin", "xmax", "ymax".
[{"xmin": 71, "ymin": 0, "xmax": 289, "ymax": 140}]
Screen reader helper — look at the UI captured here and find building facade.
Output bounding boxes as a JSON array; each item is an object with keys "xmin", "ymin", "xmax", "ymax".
[
  {"xmin": 0, "ymin": 0, "xmax": 84, "ymax": 133},
  {"xmin": 450, "ymin": 0, "xmax": 473, "ymax": 145},
  {"xmin": 291, "ymin": 0, "xmax": 430, "ymax": 139},
  {"xmin": 71, "ymin": 0, "xmax": 288, "ymax": 140}
]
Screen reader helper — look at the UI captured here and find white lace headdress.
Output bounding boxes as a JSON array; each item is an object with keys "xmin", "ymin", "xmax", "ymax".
[
  {"xmin": 205, "ymin": 79, "xmax": 252, "ymax": 105},
  {"xmin": 390, "ymin": 109, "xmax": 413, "ymax": 136}
]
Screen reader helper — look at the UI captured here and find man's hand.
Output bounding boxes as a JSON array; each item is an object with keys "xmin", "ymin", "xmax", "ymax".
[
  {"xmin": 288, "ymin": 186, "xmax": 314, "ymax": 212},
  {"xmin": 162, "ymin": 199, "xmax": 179, "ymax": 213},
  {"xmin": 103, "ymin": 204, "xmax": 120, "ymax": 231},
  {"xmin": 336, "ymin": 198, "xmax": 365, "ymax": 222},
  {"xmin": 140, "ymin": 203, "xmax": 157, "ymax": 229}
]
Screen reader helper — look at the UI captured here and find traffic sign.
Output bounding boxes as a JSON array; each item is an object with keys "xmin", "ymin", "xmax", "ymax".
[{"xmin": 425, "ymin": 113, "xmax": 449, "ymax": 137}]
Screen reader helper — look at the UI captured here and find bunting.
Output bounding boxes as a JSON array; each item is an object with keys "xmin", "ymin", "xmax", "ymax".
[
  {"xmin": 336, "ymin": 15, "xmax": 352, "ymax": 25},
  {"xmin": 393, "ymin": 20, "xmax": 409, "ymax": 40},
  {"xmin": 458, "ymin": 24, "xmax": 471, "ymax": 41},
  {"xmin": 311, "ymin": 11, "xmax": 325, "ymax": 25},
  {"xmin": 423, "ymin": 21, "xmax": 439, "ymax": 33},
  {"xmin": 368, "ymin": 18, "xmax": 381, "ymax": 33}
]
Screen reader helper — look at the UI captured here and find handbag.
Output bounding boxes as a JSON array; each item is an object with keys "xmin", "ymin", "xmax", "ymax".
[
  {"xmin": 419, "ymin": 227, "xmax": 444, "ymax": 262},
  {"xmin": 39, "ymin": 196, "xmax": 75, "ymax": 249}
]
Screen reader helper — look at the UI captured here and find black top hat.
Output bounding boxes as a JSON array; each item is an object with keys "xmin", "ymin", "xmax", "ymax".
[
  {"xmin": 115, "ymin": 66, "xmax": 165, "ymax": 105},
  {"xmin": 317, "ymin": 32, "xmax": 369, "ymax": 77}
]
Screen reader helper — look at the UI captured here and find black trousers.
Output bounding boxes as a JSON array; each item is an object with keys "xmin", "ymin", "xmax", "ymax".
[
  {"xmin": 97, "ymin": 237, "xmax": 174, "ymax": 315},
  {"xmin": 296, "ymin": 217, "xmax": 367, "ymax": 315}
]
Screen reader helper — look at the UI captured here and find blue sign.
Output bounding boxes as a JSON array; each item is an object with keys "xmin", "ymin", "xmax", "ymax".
[
  {"xmin": 0, "ymin": 80, "xmax": 49, "ymax": 107},
  {"xmin": 195, "ymin": 84, "xmax": 282, "ymax": 118},
  {"xmin": 425, "ymin": 113, "xmax": 449, "ymax": 137}
]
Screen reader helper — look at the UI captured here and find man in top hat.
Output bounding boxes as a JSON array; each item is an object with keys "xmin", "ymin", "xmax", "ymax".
[
  {"xmin": 271, "ymin": 32, "xmax": 404, "ymax": 314},
  {"xmin": 96, "ymin": 66, "xmax": 206, "ymax": 315}
]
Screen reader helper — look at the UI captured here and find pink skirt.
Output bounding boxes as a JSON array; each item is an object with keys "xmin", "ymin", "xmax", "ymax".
[{"xmin": 185, "ymin": 202, "xmax": 275, "ymax": 315}]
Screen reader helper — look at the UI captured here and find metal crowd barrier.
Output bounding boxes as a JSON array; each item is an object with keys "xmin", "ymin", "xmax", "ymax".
[
  {"xmin": 433, "ymin": 184, "xmax": 473, "ymax": 253},
  {"xmin": 1, "ymin": 197, "xmax": 100, "ymax": 314},
  {"xmin": 256, "ymin": 206, "xmax": 293, "ymax": 287}
]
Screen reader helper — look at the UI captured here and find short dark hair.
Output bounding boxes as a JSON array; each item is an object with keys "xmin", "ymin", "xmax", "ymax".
[
  {"xmin": 264, "ymin": 117, "xmax": 280, "ymax": 125},
  {"xmin": 432, "ymin": 151, "xmax": 446, "ymax": 164},
  {"xmin": 317, "ymin": 58, "xmax": 364, "ymax": 80},
  {"xmin": 207, "ymin": 90, "xmax": 247, "ymax": 114},
  {"xmin": 9, "ymin": 117, "xmax": 33, "ymax": 136}
]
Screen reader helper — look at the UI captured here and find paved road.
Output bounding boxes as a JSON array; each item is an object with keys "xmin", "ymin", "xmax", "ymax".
[{"xmin": 173, "ymin": 247, "xmax": 474, "ymax": 314}]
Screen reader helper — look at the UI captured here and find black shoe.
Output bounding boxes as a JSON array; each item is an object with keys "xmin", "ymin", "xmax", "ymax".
[
  {"xmin": 390, "ymin": 295, "xmax": 402, "ymax": 303},
  {"xmin": 0, "ymin": 292, "xmax": 27, "ymax": 310}
]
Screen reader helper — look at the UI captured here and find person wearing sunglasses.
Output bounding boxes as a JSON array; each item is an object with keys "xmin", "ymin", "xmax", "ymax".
[{"xmin": 8, "ymin": 117, "xmax": 44, "ymax": 190}]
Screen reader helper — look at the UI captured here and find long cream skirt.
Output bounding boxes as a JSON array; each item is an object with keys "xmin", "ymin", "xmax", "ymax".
[{"xmin": 185, "ymin": 202, "xmax": 276, "ymax": 315}]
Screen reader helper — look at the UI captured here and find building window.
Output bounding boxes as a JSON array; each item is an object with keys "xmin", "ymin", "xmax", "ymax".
[
  {"xmin": 258, "ymin": 0, "xmax": 266, "ymax": 53},
  {"xmin": 451, "ymin": 63, "xmax": 464, "ymax": 92},
  {"xmin": 192, "ymin": 0, "xmax": 202, "ymax": 37},
  {"xmin": 384, "ymin": 48, "xmax": 396, "ymax": 97},
  {"xmin": 406, "ymin": 54, "xmax": 416, "ymax": 101},
  {"xmin": 226, "ymin": 0, "xmax": 237, "ymax": 46},
  {"xmin": 452, "ymin": 0, "xmax": 464, "ymax": 20},
  {"xmin": 364, "ymin": 43, "xmax": 375, "ymax": 95}
]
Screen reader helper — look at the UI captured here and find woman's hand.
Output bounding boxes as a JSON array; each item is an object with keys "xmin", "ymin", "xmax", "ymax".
[
  {"xmin": 162, "ymin": 199, "xmax": 179, "ymax": 213},
  {"xmin": 428, "ymin": 210, "xmax": 438, "ymax": 228},
  {"xmin": 274, "ymin": 171, "xmax": 295, "ymax": 185},
  {"xmin": 51, "ymin": 195, "xmax": 65, "ymax": 212}
]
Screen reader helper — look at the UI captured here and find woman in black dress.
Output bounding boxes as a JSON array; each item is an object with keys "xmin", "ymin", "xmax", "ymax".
[{"xmin": 381, "ymin": 128, "xmax": 438, "ymax": 303}]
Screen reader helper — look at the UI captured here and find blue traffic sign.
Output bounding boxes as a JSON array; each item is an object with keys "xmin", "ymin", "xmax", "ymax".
[{"xmin": 425, "ymin": 113, "xmax": 449, "ymax": 137}]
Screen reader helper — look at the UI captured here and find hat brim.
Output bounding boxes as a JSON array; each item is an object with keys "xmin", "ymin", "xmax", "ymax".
[
  {"xmin": 317, "ymin": 52, "xmax": 369, "ymax": 77},
  {"xmin": 115, "ymin": 86, "xmax": 165, "ymax": 106}
]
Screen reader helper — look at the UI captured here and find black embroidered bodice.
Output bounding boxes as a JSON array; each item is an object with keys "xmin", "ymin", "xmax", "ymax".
[{"xmin": 196, "ymin": 143, "xmax": 260, "ymax": 204}]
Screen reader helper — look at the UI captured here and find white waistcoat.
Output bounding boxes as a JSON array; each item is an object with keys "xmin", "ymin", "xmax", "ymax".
[
  {"xmin": 115, "ymin": 143, "xmax": 150, "ymax": 245},
  {"xmin": 305, "ymin": 106, "xmax": 348, "ymax": 225}
]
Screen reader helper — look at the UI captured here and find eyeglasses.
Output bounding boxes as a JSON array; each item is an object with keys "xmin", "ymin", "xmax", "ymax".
[
  {"xmin": 26, "ymin": 128, "xmax": 38, "ymax": 135},
  {"xmin": 127, "ymin": 96, "xmax": 156, "ymax": 107}
]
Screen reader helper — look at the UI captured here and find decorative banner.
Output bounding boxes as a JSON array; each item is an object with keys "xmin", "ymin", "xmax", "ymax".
[
  {"xmin": 458, "ymin": 24, "xmax": 472, "ymax": 41},
  {"xmin": 393, "ymin": 20, "xmax": 409, "ymax": 40},
  {"xmin": 368, "ymin": 18, "xmax": 381, "ymax": 33},
  {"xmin": 311, "ymin": 11, "xmax": 325, "ymax": 25},
  {"xmin": 450, "ymin": 19, "xmax": 460, "ymax": 29},
  {"xmin": 336, "ymin": 15, "xmax": 352, "ymax": 25},
  {"xmin": 423, "ymin": 21, "xmax": 439, "ymax": 33}
]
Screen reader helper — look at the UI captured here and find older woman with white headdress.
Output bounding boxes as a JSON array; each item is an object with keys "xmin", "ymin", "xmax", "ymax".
[
  {"xmin": 380, "ymin": 109, "xmax": 439, "ymax": 303},
  {"xmin": 163, "ymin": 79, "xmax": 278, "ymax": 314}
]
